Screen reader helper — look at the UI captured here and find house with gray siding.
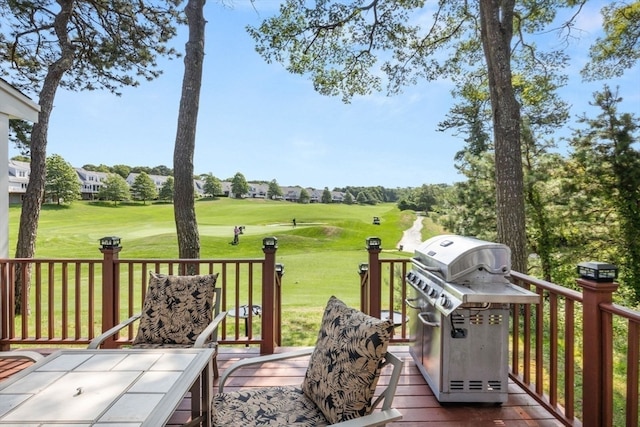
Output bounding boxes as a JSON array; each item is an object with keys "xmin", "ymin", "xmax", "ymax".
[
  {"xmin": 7, "ymin": 160, "xmax": 30, "ymax": 204},
  {"xmin": 75, "ymin": 168, "xmax": 110, "ymax": 200}
]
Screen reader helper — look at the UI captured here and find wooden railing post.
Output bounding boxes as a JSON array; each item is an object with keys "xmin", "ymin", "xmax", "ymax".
[
  {"xmin": 366, "ymin": 237, "xmax": 382, "ymax": 319},
  {"xmin": 99, "ymin": 237, "xmax": 122, "ymax": 349},
  {"xmin": 0, "ymin": 261, "xmax": 9, "ymax": 351},
  {"xmin": 358, "ymin": 262, "xmax": 369, "ymax": 314},
  {"xmin": 577, "ymin": 274, "xmax": 619, "ymax": 427},
  {"xmin": 275, "ymin": 263, "xmax": 284, "ymax": 346},
  {"xmin": 261, "ymin": 237, "xmax": 278, "ymax": 355}
]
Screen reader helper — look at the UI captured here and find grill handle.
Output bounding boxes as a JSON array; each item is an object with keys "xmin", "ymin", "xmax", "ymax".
[
  {"xmin": 404, "ymin": 297, "xmax": 422, "ymax": 310},
  {"xmin": 418, "ymin": 312, "xmax": 440, "ymax": 328},
  {"xmin": 411, "ymin": 259, "xmax": 441, "ymax": 273}
]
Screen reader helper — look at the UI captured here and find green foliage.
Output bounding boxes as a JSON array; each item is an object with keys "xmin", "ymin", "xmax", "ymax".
[
  {"xmin": 343, "ymin": 191, "xmax": 354, "ymax": 205},
  {"xmin": 567, "ymin": 86, "xmax": 640, "ymax": 302},
  {"xmin": 247, "ymin": 1, "xmax": 579, "ymax": 104},
  {"xmin": 582, "ymin": 1, "xmax": 640, "ymax": 80},
  {"xmin": 433, "ymin": 152, "xmax": 497, "ymax": 242},
  {"xmin": 203, "ymin": 174, "xmax": 222, "ymax": 197},
  {"xmin": 231, "ymin": 172, "xmax": 249, "ymax": 198},
  {"xmin": 97, "ymin": 174, "xmax": 131, "ymax": 206},
  {"xmin": 44, "ymin": 154, "xmax": 80, "ymax": 205},
  {"xmin": 429, "ymin": 86, "xmax": 640, "ymax": 305},
  {"xmin": 112, "ymin": 164, "xmax": 131, "ymax": 179},
  {"xmin": 298, "ymin": 188, "xmax": 310, "ymax": 203},
  {"xmin": 396, "ymin": 184, "xmax": 447, "ymax": 212},
  {"xmin": 82, "ymin": 164, "xmax": 111, "ymax": 173},
  {"xmin": 8, "ymin": 119, "xmax": 32, "ymax": 155},
  {"xmin": 355, "ymin": 191, "xmax": 367, "ymax": 204},
  {"xmin": 339, "ymin": 185, "xmax": 397, "ymax": 203},
  {"xmin": 0, "ymin": 1, "xmax": 182, "ymax": 95},
  {"xmin": 321, "ymin": 187, "xmax": 332, "ymax": 203},
  {"xmin": 158, "ymin": 176, "xmax": 174, "ymax": 201},
  {"xmin": 267, "ymin": 179, "xmax": 283, "ymax": 199},
  {"xmin": 130, "ymin": 172, "xmax": 158, "ymax": 204}
]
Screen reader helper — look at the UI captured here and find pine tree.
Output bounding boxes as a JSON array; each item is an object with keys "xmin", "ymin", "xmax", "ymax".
[{"xmin": 130, "ymin": 172, "xmax": 158, "ymax": 204}]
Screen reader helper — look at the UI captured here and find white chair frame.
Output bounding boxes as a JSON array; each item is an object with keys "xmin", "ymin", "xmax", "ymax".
[{"xmin": 217, "ymin": 348, "xmax": 403, "ymax": 426}]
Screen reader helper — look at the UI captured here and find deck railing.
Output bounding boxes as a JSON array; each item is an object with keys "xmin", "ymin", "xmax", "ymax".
[
  {"xmin": 1, "ymin": 237, "xmax": 638, "ymax": 426},
  {"xmin": 359, "ymin": 244, "xmax": 639, "ymax": 427},
  {"xmin": 509, "ymin": 271, "xmax": 639, "ymax": 427},
  {"xmin": 0, "ymin": 238, "xmax": 282, "ymax": 354}
]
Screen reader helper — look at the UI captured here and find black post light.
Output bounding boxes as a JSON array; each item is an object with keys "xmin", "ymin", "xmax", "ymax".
[
  {"xmin": 577, "ymin": 261, "xmax": 618, "ymax": 282},
  {"xmin": 262, "ymin": 236, "xmax": 278, "ymax": 250},
  {"xmin": 99, "ymin": 236, "xmax": 121, "ymax": 250},
  {"xmin": 275, "ymin": 263, "xmax": 285, "ymax": 277},
  {"xmin": 358, "ymin": 263, "xmax": 369, "ymax": 275},
  {"xmin": 366, "ymin": 237, "xmax": 381, "ymax": 250}
]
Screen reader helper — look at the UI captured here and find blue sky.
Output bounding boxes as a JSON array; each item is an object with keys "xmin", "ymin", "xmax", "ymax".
[{"xmin": 11, "ymin": 1, "xmax": 639, "ymax": 189}]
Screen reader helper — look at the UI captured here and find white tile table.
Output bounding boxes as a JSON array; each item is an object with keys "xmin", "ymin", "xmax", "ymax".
[{"xmin": 0, "ymin": 348, "xmax": 214, "ymax": 426}]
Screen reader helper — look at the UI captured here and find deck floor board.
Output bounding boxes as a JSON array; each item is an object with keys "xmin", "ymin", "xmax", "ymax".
[{"xmin": 1, "ymin": 345, "xmax": 563, "ymax": 426}]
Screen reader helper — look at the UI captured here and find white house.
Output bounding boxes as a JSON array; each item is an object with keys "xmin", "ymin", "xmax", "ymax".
[
  {"xmin": 75, "ymin": 168, "xmax": 110, "ymax": 200},
  {"xmin": 126, "ymin": 172, "xmax": 171, "ymax": 191},
  {"xmin": 0, "ymin": 78, "xmax": 40, "ymax": 258},
  {"xmin": 7, "ymin": 159, "xmax": 30, "ymax": 204}
]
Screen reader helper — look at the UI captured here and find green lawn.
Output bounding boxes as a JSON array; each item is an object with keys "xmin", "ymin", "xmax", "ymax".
[
  {"xmin": 10, "ymin": 198, "xmax": 422, "ymax": 259},
  {"xmin": 9, "ymin": 198, "xmax": 442, "ymax": 345}
]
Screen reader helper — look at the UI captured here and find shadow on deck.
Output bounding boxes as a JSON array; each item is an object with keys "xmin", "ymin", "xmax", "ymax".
[{"xmin": 1, "ymin": 345, "xmax": 563, "ymax": 426}]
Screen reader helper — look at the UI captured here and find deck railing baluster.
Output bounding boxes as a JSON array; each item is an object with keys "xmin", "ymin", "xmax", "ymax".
[{"xmin": 1, "ymin": 241, "xmax": 639, "ymax": 426}]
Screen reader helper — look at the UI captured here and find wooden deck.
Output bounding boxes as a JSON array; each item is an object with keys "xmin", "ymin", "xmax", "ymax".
[{"xmin": 1, "ymin": 345, "xmax": 564, "ymax": 426}]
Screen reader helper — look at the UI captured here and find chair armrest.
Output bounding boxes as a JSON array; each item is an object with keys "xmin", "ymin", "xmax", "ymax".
[
  {"xmin": 0, "ymin": 350, "xmax": 44, "ymax": 362},
  {"xmin": 371, "ymin": 352, "xmax": 403, "ymax": 411},
  {"xmin": 330, "ymin": 408, "xmax": 402, "ymax": 426},
  {"xmin": 194, "ymin": 311, "xmax": 227, "ymax": 348},
  {"xmin": 218, "ymin": 348, "xmax": 314, "ymax": 392},
  {"xmin": 87, "ymin": 313, "xmax": 141, "ymax": 349}
]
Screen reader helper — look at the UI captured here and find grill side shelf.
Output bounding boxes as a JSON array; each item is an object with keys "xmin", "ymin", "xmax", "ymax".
[{"xmin": 445, "ymin": 282, "xmax": 541, "ymax": 304}]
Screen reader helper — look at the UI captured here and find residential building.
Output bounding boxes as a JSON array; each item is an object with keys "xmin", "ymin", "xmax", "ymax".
[
  {"xmin": 75, "ymin": 168, "xmax": 110, "ymax": 200},
  {"xmin": 7, "ymin": 163, "xmax": 344, "ymax": 204},
  {"xmin": 7, "ymin": 160, "xmax": 29, "ymax": 204}
]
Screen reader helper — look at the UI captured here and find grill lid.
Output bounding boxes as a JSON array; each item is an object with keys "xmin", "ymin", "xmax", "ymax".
[{"xmin": 414, "ymin": 234, "xmax": 511, "ymax": 283}]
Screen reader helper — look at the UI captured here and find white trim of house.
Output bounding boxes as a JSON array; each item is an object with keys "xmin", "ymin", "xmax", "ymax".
[{"xmin": 0, "ymin": 79, "xmax": 40, "ymax": 258}]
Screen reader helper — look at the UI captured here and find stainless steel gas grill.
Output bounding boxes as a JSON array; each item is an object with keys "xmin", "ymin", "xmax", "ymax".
[{"xmin": 405, "ymin": 234, "xmax": 539, "ymax": 403}]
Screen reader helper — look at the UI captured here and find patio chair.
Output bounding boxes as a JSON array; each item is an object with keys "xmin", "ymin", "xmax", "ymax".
[
  {"xmin": 0, "ymin": 351, "xmax": 44, "ymax": 381},
  {"xmin": 0, "ymin": 351, "xmax": 44, "ymax": 362},
  {"xmin": 88, "ymin": 271, "xmax": 226, "ymax": 378},
  {"xmin": 212, "ymin": 296, "xmax": 403, "ymax": 426}
]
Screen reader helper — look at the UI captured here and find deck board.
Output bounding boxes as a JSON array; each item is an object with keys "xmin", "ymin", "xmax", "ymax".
[{"xmin": 1, "ymin": 345, "xmax": 563, "ymax": 426}]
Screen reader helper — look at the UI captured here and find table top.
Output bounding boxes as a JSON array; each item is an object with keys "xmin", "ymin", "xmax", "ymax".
[
  {"xmin": 228, "ymin": 304, "xmax": 262, "ymax": 318},
  {"xmin": 0, "ymin": 348, "xmax": 214, "ymax": 426}
]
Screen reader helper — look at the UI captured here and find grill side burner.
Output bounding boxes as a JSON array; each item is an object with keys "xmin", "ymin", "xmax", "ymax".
[{"xmin": 405, "ymin": 234, "xmax": 539, "ymax": 403}]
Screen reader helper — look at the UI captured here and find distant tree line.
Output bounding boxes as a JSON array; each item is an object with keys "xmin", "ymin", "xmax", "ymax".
[
  {"xmin": 40, "ymin": 163, "xmax": 410, "ymax": 205},
  {"xmin": 81, "ymin": 164, "xmax": 173, "ymax": 178},
  {"xmin": 29, "ymin": 160, "xmax": 410, "ymax": 206}
]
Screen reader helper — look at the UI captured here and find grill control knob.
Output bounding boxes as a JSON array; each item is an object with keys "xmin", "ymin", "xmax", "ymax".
[
  {"xmin": 428, "ymin": 287, "xmax": 438, "ymax": 298},
  {"xmin": 439, "ymin": 295, "xmax": 451, "ymax": 308}
]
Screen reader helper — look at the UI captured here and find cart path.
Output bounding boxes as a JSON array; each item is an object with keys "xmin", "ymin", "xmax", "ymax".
[{"xmin": 397, "ymin": 215, "xmax": 423, "ymax": 253}]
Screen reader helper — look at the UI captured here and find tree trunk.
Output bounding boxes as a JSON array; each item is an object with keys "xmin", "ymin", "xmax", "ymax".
[
  {"xmin": 14, "ymin": 0, "xmax": 75, "ymax": 315},
  {"xmin": 173, "ymin": 0, "xmax": 205, "ymax": 268},
  {"xmin": 478, "ymin": 0, "xmax": 528, "ymax": 273}
]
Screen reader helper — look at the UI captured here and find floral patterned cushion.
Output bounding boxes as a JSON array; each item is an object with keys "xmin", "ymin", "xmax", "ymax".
[
  {"xmin": 301, "ymin": 296, "xmax": 394, "ymax": 424},
  {"xmin": 212, "ymin": 385, "xmax": 329, "ymax": 426},
  {"xmin": 132, "ymin": 272, "xmax": 218, "ymax": 346}
]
